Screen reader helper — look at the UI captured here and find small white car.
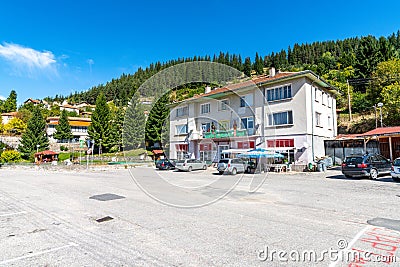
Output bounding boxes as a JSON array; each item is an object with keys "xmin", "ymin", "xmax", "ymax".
[
  {"xmin": 175, "ymin": 159, "xmax": 207, "ymax": 172},
  {"xmin": 391, "ymin": 157, "xmax": 400, "ymax": 182},
  {"xmin": 217, "ymin": 158, "xmax": 246, "ymax": 175}
]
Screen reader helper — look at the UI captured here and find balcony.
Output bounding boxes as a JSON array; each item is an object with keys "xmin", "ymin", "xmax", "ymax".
[{"xmin": 203, "ymin": 129, "xmax": 249, "ymax": 139}]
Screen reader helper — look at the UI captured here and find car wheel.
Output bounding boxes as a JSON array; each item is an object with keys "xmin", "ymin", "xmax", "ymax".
[
  {"xmin": 370, "ymin": 168, "xmax": 378, "ymax": 180},
  {"xmin": 344, "ymin": 174, "xmax": 352, "ymax": 178},
  {"xmin": 188, "ymin": 166, "xmax": 192, "ymax": 172},
  {"xmin": 203, "ymin": 165, "xmax": 207, "ymax": 170},
  {"xmin": 246, "ymin": 167, "xmax": 251, "ymax": 173},
  {"xmin": 392, "ymin": 177, "xmax": 400, "ymax": 182},
  {"xmin": 219, "ymin": 171, "xmax": 224, "ymax": 175},
  {"xmin": 231, "ymin": 168, "xmax": 237, "ymax": 175}
]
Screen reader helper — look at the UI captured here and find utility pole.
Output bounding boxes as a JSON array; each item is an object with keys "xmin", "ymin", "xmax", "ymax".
[
  {"xmin": 378, "ymin": 102, "xmax": 383, "ymax": 128},
  {"xmin": 373, "ymin": 104, "xmax": 378, "ymax": 129},
  {"xmin": 347, "ymin": 80, "xmax": 352, "ymax": 121}
]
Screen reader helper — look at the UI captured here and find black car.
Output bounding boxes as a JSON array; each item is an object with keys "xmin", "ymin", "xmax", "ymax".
[
  {"xmin": 341, "ymin": 154, "xmax": 391, "ymax": 179},
  {"xmin": 155, "ymin": 159, "xmax": 176, "ymax": 170}
]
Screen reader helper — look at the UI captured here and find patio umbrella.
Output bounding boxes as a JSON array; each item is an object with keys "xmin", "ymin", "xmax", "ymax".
[{"xmin": 237, "ymin": 148, "xmax": 284, "ymax": 159}]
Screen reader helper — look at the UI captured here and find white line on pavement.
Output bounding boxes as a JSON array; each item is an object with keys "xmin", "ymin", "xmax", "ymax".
[
  {"xmin": 0, "ymin": 211, "xmax": 28, "ymax": 217},
  {"xmin": 329, "ymin": 225, "xmax": 370, "ymax": 267},
  {"xmin": 0, "ymin": 242, "xmax": 79, "ymax": 265}
]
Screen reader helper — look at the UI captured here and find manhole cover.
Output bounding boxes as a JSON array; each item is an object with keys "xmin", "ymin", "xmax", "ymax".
[
  {"xmin": 89, "ymin": 193, "xmax": 125, "ymax": 201},
  {"xmin": 367, "ymin": 217, "xmax": 400, "ymax": 232},
  {"xmin": 96, "ymin": 216, "xmax": 114, "ymax": 223}
]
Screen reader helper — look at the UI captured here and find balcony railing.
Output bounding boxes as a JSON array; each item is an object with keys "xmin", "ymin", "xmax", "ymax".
[{"xmin": 203, "ymin": 129, "xmax": 249, "ymax": 139}]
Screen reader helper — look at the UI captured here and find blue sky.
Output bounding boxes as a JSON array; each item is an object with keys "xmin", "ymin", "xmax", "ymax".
[{"xmin": 1, "ymin": 0, "xmax": 399, "ymax": 104}]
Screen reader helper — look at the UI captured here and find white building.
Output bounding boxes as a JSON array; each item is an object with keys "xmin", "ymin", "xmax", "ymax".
[
  {"xmin": 46, "ymin": 117, "xmax": 91, "ymax": 140},
  {"xmin": 169, "ymin": 70, "xmax": 337, "ymax": 164}
]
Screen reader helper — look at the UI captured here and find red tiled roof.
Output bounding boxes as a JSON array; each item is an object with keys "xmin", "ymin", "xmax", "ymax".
[
  {"xmin": 34, "ymin": 150, "xmax": 59, "ymax": 156},
  {"xmin": 1, "ymin": 112, "xmax": 18, "ymax": 116},
  {"xmin": 152, "ymin": 150, "xmax": 164, "ymax": 154},
  {"xmin": 362, "ymin": 127, "xmax": 400, "ymax": 136},
  {"xmin": 335, "ymin": 133, "xmax": 364, "ymax": 140}
]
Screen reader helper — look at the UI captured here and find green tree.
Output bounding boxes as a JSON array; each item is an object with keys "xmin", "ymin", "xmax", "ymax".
[
  {"xmin": 145, "ymin": 93, "xmax": 169, "ymax": 148},
  {"xmin": 88, "ymin": 93, "xmax": 113, "ymax": 152},
  {"xmin": 368, "ymin": 58, "xmax": 400, "ymax": 104},
  {"xmin": 254, "ymin": 52, "xmax": 264, "ymax": 75},
  {"xmin": 1, "ymin": 150, "xmax": 22, "ymax": 163},
  {"xmin": 4, "ymin": 118, "xmax": 27, "ymax": 135},
  {"xmin": 243, "ymin": 57, "xmax": 252, "ymax": 77},
  {"xmin": 123, "ymin": 92, "xmax": 146, "ymax": 150},
  {"xmin": 19, "ymin": 106, "xmax": 49, "ymax": 158},
  {"xmin": 53, "ymin": 109, "xmax": 73, "ymax": 141},
  {"xmin": 3, "ymin": 90, "xmax": 17, "ymax": 112},
  {"xmin": 381, "ymin": 82, "xmax": 400, "ymax": 125}
]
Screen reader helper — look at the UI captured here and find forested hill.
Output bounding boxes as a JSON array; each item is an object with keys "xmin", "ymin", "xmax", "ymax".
[{"xmin": 46, "ymin": 31, "xmax": 400, "ymax": 112}]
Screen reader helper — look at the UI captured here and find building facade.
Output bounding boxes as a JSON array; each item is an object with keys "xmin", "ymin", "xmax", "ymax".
[
  {"xmin": 169, "ymin": 70, "xmax": 337, "ymax": 164},
  {"xmin": 46, "ymin": 117, "xmax": 91, "ymax": 141}
]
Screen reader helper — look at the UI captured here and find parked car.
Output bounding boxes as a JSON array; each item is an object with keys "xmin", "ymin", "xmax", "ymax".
[
  {"xmin": 175, "ymin": 159, "xmax": 207, "ymax": 172},
  {"xmin": 341, "ymin": 154, "xmax": 391, "ymax": 179},
  {"xmin": 390, "ymin": 157, "xmax": 400, "ymax": 182},
  {"xmin": 217, "ymin": 158, "xmax": 246, "ymax": 175},
  {"xmin": 155, "ymin": 159, "xmax": 176, "ymax": 170}
]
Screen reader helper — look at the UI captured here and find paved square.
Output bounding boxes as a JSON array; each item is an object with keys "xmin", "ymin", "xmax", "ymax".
[{"xmin": 0, "ymin": 167, "xmax": 399, "ymax": 266}]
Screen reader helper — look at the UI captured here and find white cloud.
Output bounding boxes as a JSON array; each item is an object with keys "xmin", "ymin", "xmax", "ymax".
[
  {"xmin": 87, "ymin": 58, "xmax": 94, "ymax": 65},
  {"xmin": 0, "ymin": 42, "xmax": 57, "ymax": 76},
  {"xmin": 0, "ymin": 95, "xmax": 6, "ymax": 101}
]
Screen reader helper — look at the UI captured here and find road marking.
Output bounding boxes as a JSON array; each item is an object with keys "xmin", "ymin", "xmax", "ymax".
[
  {"xmin": 329, "ymin": 225, "xmax": 370, "ymax": 267},
  {"xmin": 0, "ymin": 211, "xmax": 27, "ymax": 217},
  {"xmin": 0, "ymin": 242, "xmax": 79, "ymax": 265}
]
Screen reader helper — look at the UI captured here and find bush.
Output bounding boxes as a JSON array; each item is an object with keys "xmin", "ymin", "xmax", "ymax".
[
  {"xmin": 60, "ymin": 145, "xmax": 69, "ymax": 151},
  {"xmin": 1, "ymin": 150, "xmax": 22, "ymax": 163}
]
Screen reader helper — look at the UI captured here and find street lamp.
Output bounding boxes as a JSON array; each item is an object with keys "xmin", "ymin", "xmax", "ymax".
[
  {"xmin": 377, "ymin": 102, "xmax": 383, "ymax": 128},
  {"xmin": 36, "ymin": 144, "xmax": 40, "ymax": 153}
]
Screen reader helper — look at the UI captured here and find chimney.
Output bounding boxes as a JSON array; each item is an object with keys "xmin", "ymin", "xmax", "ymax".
[
  {"xmin": 269, "ymin": 67, "xmax": 276, "ymax": 77},
  {"xmin": 205, "ymin": 85, "xmax": 211, "ymax": 94}
]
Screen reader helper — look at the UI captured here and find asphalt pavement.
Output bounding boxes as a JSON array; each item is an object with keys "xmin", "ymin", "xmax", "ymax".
[{"xmin": 0, "ymin": 166, "xmax": 399, "ymax": 266}]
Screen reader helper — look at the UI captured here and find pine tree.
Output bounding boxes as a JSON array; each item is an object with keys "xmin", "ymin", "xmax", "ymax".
[
  {"xmin": 254, "ymin": 52, "xmax": 264, "ymax": 75},
  {"xmin": 88, "ymin": 93, "xmax": 113, "ymax": 152},
  {"xmin": 110, "ymin": 104, "xmax": 125, "ymax": 152},
  {"xmin": 19, "ymin": 106, "xmax": 49, "ymax": 158},
  {"xmin": 123, "ymin": 92, "xmax": 145, "ymax": 150},
  {"xmin": 3, "ymin": 90, "xmax": 17, "ymax": 112},
  {"xmin": 53, "ymin": 109, "xmax": 73, "ymax": 141},
  {"xmin": 243, "ymin": 57, "xmax": 252, "ymax": 77},
  {"xmin": 145, "ymin": 93, "xmax": 169, "ymax": 148}
]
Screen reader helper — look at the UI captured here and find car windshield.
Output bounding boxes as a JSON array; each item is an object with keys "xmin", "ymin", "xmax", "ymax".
[
  {"xmin": 344, "ymin": 157, "xmax": 363, "ymax": 164},
  {"xmin": 394, "ymin": 159, "xmax": 400, "ymax": 166},
  {"xmin": 219, "ymin": 159, "xmax": 229, "ymax": 164}
]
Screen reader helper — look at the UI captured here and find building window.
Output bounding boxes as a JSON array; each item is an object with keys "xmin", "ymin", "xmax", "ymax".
[
  {"xmin": 328, "ymin": 116, "xmax": 332, "ymax": 130},
  {"xmin": 219, "ymin": 99, "xmax": 229, "ymax": 111},
  {"xmin": 268, "ymin": 111, "xmax": 293, "ymax": 126},
  {"xmin": 241, "ymin": 117, "xmax": 254, "ymax": 129},
  {"xmin": 176, "ymin": 124, "xmax": 188, "ymax": 135},
  {"xmin": 315, "ymin": 112, "xmax": 322, "ymax": 127},
  {"xmin": 322, "ymin": 93, "xmax": 326, "ymax": 106},
  {"xmin": 240, "ymin": 93, "xmax": 253, "ymax": 107},
  {"xmin": 315, "ymin": 88, "xmax": 319, "ymax": 102},
  {"xmin": 176, "ymin": 106, "xmax": 188, "ymax": 117},
  {"xmin": 327, "ymin": 95, "xmax": 332, "ymax": 108},
  {"xmin": 201, "ymin": 122, "xmax": 211, "ymax": 133},
  {"xmin": 200, "ymin": 103, "xmax": 210, "ymax": 114},
  {"xmin": 266, "ymin": 84, "xmax": 292, "ymax": 102}
]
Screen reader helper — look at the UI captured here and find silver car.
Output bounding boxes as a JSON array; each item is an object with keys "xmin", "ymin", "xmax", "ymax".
[
  {"xmin": 175, "ymin": 159, "xmax": 207, "ymax": 172},
  {"xmin": 217, "ymin": 158, "xmax": 246, "ymax": 175},
  {"xmin": 391, "ymin": 157, "xmax": 400, "ymax": 182}
]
